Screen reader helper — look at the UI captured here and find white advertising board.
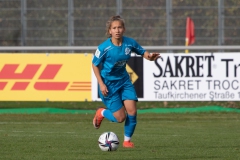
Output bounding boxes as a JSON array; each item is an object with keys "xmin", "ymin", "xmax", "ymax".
[{"xmin": 144, "ymin": 53, "xmax": 240, "ymax": 101}]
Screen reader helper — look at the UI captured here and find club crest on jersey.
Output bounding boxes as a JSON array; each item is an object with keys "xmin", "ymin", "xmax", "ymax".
[
  {"xmin": 95, "ymin": 49, "xmax": 100, "ymax": 58},
  {"xmin": 125, "ymin": 48, "xmax": 131, "ymax": 55}
]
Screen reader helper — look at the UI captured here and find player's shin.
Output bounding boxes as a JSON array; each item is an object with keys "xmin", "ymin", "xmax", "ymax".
[{"xmin": 124, "ymin": 114, "xmax": 137, "ymax": 140}]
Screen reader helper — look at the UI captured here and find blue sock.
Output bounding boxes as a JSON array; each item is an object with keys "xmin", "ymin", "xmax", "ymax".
[
  {"xmin": 124, "ymin": 114, "xmax": 137, "ymax": 138},
  {"xmin": 103, "ymin": 109, "xmax": 118, "ymax": 122}
]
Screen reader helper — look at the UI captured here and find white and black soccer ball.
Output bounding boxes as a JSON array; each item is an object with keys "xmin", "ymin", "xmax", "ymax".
[{"xmin": 98, "ymin": 132, "xmax": 119, "ymax": 151}]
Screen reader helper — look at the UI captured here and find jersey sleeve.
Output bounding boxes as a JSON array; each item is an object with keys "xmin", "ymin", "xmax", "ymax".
[
  {"xmin": 92, "ymin": 48, "xmax": 104, "ymax": 66},
  {"xmin": 131, "ymin": 39, "xmax": 146, "ymax": 55}
]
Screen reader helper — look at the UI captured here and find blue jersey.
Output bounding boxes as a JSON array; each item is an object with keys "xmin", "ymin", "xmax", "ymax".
[{"xmin": 92, "ymin": 36, "xmax": 146, "ymax": 81}]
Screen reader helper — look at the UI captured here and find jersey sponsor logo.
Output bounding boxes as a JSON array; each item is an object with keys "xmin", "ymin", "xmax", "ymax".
[
  {"xmin": 95, "ymin": 49, "xmax": 101, "ymax": 58},
  {"xmin": 115, "ymin": 60, "xmax": 128, "ymax": 67},
  {"xmin": 125, "ymin": 48, "xmax": 131, "ymax": 55}
]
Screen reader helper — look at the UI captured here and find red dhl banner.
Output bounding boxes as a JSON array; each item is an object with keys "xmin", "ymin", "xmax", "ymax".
[{"xmin": 0, "ymin": 54, "xmax": 92, "ymax": 101}]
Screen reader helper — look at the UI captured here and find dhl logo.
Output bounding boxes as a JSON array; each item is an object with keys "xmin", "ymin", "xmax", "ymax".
[{"xmin": 0, "ymin": 64, "xmax": 91, "ymax": 91}]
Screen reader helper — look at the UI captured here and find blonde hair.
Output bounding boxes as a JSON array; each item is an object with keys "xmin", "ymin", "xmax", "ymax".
[{"xmin": 105, "ymin": 15, "xmax": 125, "ymax": 37}]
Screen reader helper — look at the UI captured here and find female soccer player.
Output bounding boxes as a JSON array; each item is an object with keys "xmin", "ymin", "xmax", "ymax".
[{"xmin": 92, "ymin": 15, "xmax": 160, "ymax": 148}]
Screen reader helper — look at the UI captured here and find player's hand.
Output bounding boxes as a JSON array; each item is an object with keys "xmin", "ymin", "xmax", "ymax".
[
  {"xmin": 100, "ymin": 83, "xmax": 108, "ymax": 97},
  {"xmin": 148, "ymin": 53, "xmax": 160, "ymax": 61}
]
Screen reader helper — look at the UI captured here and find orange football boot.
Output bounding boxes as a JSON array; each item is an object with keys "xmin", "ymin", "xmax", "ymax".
[
  {"xmin": 93, "ymin": 108, "xmax": 105, "ymax": 129},
  {"xmin": 123, "ymin": 141, "xmax": 134, "ymax": 148}
]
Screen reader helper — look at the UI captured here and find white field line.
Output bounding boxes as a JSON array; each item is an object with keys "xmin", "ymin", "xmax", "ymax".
[
  {"xmin": 0, "ymin": 130, "xmax": 76, "ymax": 134},
  {"xmin": 0, "ymin": 122, "xmax": 87, "ymax": 124},
  {"xmin": 0, "ymin": 122, "xmax": 68, "ymax": 124},
  {"xmin": 0, "ymin": 129, "xmax": 99, "ymax": 137},
  {"xmin": 0, "ymin": 121, "xmax": 99, "ymax": 136}
]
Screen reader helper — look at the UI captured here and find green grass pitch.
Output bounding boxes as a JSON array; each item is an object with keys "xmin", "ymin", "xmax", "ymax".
[{"xmin": 0, "ymin": 113, "xmax": 240, "ymax": 160}]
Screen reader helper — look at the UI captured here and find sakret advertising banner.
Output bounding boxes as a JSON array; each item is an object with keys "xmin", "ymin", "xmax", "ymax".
[{"xmin": 144, "ymin": 53, "xmax": 240, "ymax": 101}]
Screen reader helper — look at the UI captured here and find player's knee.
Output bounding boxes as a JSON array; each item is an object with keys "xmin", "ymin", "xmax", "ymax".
[
  {"xmin": 115, "ymin": 115, "xmax": 126, "ymax": 123},
  {"xmin": 128, "ymin": 110, "xmax": 137, "ymax": 116}
]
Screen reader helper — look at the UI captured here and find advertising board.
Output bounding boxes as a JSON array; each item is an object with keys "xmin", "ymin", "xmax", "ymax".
[{"xmin": 0, "ymin": 54, "xmax": 92, "ymax": 101}]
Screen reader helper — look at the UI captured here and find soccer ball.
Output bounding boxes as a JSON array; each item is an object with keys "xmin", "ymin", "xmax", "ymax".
[{"xmin": 98, "ymin": 131, "xmax": 119, "ymax": 151}]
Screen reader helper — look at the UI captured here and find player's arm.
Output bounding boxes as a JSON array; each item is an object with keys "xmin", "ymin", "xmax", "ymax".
[
  {"xmin": 142, "ymin": 51, "xmax": 160, "ymax": 61},
  {"xmin": 92, "ymin": 63, "xmax": 108, "ymax": 96},
  {"xmin": 131, "ymin": 38, "xmax": 160, "ymax": 61},
  {"xmin": 92, "ymin": 64, "xmax": 103, "ymax": 86},
  {"xmin": 92, "ymin": 48, "xmax": 108, "ymax": 96}
]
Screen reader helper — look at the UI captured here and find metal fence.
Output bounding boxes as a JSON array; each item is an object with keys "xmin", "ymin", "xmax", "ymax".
[{"xmin": 0, "ymin": 0, "xmax": 240, "ymax": 52}]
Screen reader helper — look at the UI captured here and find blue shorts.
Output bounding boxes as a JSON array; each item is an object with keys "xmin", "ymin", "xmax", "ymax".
[{"xmin": 99, "ymin": 76, "xmax": 138, "ymax": 113}]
